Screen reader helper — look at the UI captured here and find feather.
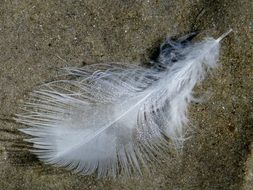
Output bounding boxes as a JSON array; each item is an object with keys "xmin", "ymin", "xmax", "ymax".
[{"xmin": 16, "ymin": 29, "xmax": 232, "ymax": 177}]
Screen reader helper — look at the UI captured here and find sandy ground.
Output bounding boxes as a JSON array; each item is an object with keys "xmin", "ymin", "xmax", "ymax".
[{"xmin": 0, "ymin": 0, "xmax": 252, "ymax": 189}]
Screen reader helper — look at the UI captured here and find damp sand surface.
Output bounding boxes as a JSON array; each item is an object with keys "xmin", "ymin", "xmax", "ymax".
[{"xmin": 0, "ymin": 1, "xmax": 252, "ymax": 189}]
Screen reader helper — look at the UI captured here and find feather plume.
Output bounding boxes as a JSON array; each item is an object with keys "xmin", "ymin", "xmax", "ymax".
[{"xmin": 16, "ymin": 29, "xmax": 232, "ymax": 177}]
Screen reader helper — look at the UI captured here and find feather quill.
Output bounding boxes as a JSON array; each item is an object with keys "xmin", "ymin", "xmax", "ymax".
[{"xmin": 16, "ymin": 29, "xmax": 232, "ymax": 177}]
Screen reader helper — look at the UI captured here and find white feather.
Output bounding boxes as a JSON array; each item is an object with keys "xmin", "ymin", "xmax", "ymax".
[{"xmin": 16, "ymin": 30, "xmax": 232, "ymax": 177}]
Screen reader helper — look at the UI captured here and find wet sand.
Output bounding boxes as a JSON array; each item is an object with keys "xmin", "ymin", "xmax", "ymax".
[{"xmin": 0, "ymin": 0, "xmax": 252, "ymax": 189}]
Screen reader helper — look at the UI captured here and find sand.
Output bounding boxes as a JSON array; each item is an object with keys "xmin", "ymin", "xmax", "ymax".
[{"xmin": 0, "ymin": 0, "xmax": 252, "ymax": 189}]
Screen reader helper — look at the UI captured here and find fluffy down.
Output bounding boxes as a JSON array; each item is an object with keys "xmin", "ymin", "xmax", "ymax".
[{"xmin": 16, "ymin": 30, "xmax": 231, "ymax": 177}]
